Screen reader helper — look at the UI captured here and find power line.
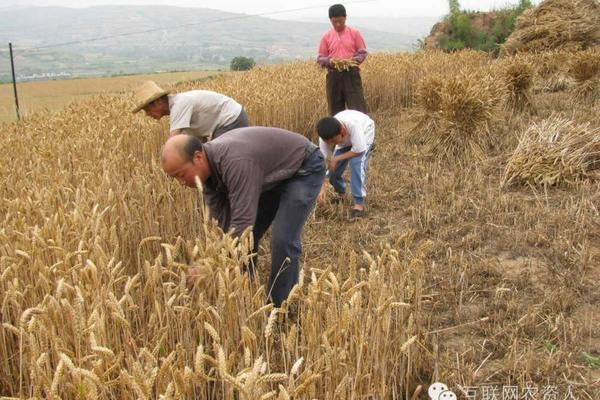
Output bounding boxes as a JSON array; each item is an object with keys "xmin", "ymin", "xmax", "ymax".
[{"xmin": 8, "ymin": 0, "xmax": 376, "ymax": 54}]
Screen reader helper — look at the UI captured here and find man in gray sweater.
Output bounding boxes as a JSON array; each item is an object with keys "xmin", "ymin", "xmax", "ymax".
[{"xmin": 161, "ymin": 128, "xmax": 325, "ymax": 306}]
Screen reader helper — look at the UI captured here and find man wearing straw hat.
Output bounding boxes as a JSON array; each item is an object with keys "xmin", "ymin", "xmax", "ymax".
[
  {"xmin": 160, "ymin": 129, "xmax": 325, "ymax": 306},
  {"xmin": 131, "ymin": 80, "xmax": 249, "ymax": 141}
]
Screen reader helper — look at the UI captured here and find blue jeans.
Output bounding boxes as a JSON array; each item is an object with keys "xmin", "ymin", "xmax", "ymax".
[
  {"xmin": 252, "ymin": 145, "xmax": 325, "ymax": 306},
  {"xmin": 329, "ymin": 145, "xmax": 372, "ymax": 206}
]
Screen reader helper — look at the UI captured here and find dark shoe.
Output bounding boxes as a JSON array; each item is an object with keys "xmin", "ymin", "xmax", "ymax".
[{"xmin": 350, "ymin": 208, "xmax": 366, "ymax": 219}]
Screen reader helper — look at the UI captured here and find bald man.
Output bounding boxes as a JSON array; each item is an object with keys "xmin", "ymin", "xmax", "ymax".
[{"xmin": 161, "ymin": 128, "xmax": 325, "ymax": 306}]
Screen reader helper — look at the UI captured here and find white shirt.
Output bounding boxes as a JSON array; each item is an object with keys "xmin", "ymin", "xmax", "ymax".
[
  {"xmin": 168, "ymin": 90, "xmax": 242, "ymax": 138},
  {"xmin": 319, "ymin": 109, "xmax": 375, "ymax": 158}
]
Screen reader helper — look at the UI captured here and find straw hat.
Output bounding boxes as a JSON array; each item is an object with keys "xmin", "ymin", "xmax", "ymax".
[{"xmin": 131, "ymin": 80, "xmax": 170, "ymax": 113}]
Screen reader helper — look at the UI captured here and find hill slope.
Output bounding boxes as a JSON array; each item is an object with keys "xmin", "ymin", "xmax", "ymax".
[{"xmin": 298, "ymin": 16, "xmax": 440, "ymax": 38}]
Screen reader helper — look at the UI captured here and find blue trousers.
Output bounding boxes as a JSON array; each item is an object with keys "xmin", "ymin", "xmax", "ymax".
[
  {"xmin": 252, "ymin": 147, "xmax": 325, "ymax": 306},
  {"xmin": 329, "ymin": 145, "xmax": 372, "ymax": 206}
]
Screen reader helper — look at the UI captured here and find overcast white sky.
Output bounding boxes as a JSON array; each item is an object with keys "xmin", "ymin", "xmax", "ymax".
[{"xmin": 2, "ymin": 0, "xmax": 540, "ymax": 18}]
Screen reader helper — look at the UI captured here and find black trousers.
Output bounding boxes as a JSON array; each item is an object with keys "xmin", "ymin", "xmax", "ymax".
[
  {"xmin": 326, "ymin": 68, "xmax": 367, "ymax": 116},
  {"xmin": 212, "ymin": 108, "xmax": 250, "ymax": 140}
]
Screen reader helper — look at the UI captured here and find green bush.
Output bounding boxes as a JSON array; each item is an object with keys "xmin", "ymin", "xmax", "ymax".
[
  {"xmin": 438, "ymin": 0, "xmax": 533, "ymax": 55},
  {"xmin": 230, "ymin": 56, "xmax": 256, "ymax": 71}
]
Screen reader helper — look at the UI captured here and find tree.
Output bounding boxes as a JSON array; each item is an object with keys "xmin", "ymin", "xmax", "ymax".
[
  {"xmin": 448, "ymin": 0, "xmax": 461, "ymax": 15},
  {"xmin": 230, "ymin": 56, "xmax": 256, "ymax": 71},
  {"xmin": 518, "ymin": 0, "xmax": 533, "ymax": 11}
]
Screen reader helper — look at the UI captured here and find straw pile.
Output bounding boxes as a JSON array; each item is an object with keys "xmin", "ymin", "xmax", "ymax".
[
  {"xmin": 409, "ymin": 74, "xmax": 444, "ymax": 144},
  {"xmin": 500, "ymin": 0, "xmax": 600, "ymax": 56},
  {"xmin": 501, "ymin": 57, "xmax": 535, "ymax": 112},
  {"xmin": 535, "ymin": 51, "xmax": 573, "ymax": 92},
  {"xmin": 410, "ymin": 72, "xmax": 505, "ymax": 161},
  {"xmin": 568, "ymin": 48, "xmax": 600, "ymax": 104},
  {"xmin": 503, "ymin": 116, "xmax": 600, "ymax": 186}
]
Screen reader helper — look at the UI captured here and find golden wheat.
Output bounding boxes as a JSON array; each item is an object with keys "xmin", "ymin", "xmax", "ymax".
[{"xmin": 1, "ymin": 50, "xmax": 598, "ymax": 399}]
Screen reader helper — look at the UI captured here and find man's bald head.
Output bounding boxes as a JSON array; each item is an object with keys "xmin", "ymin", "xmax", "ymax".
[
  {"xmin": 162, "ymin": 134, "xmax": 206, "ymax": 163},
  {"xmin": 161, "ymin": 134, "xmax": 209, "ymax": 187}
]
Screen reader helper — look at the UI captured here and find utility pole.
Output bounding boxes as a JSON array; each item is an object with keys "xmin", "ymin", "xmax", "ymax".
[{"xmin": 9, "ymin": 42, "xmax": 20, "ymax": 121}]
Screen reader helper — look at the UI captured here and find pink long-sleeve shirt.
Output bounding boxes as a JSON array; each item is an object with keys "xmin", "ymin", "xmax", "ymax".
[{"xmin": 317, "ymin": 26, "xmax": 367, "ymax": 68}]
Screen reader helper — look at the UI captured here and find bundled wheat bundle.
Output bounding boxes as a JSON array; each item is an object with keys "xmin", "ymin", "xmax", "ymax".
[
  {"xmin": 410, "ymin": 71, "xmax": 505, "ymax": 161},
  {"xmin": 535, "ymin": 51, "xmax": 574, "ymax": 92},
  {"xmin": 568, "ymin": 48, "xmax": 600, "ymax": 104},
  {"xmin": 500, "ymin": 0, "xmax": 600, "ymax": 55},
  {"xmin": 503, "ymin": 116, "xmax": 600, "ymax": 186},
  {"xmin": 501, "ymin": 57, "xmax": 535, "ymax": 112},
  {"xmin": 330, "ymin": 58, "xmax": 359, "ymax": 72},
  {"xmin": 409, "ymin": 74, "xmax": 445, "ymax": 144}
]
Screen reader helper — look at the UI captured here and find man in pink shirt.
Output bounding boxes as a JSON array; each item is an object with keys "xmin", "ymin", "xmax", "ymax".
[{"xmin": 317, "ymin": 4, "xmax": 368, "ymax": 116}]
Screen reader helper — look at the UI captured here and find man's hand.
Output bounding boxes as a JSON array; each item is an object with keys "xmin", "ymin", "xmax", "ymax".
[
  {"xmin": 186, "ymin": 263, "xmax": 211, "ymax": 290},
  {"xmin": 328, "ymin": 158, "xmax": 339, "ymax": 172},
  {"xmin": 317, "ymin": 185, "xmax": 327, "ymax": 203}
]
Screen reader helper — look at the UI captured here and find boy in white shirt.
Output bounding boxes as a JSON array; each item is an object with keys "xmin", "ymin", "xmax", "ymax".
[{"xmin": 317, "ymin": 109, "xmax": 375, "ymax": 218}]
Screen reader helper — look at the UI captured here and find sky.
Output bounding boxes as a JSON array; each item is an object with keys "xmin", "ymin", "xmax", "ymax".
[{"xmin": 1, "ymin": 0, "xmax": 540, "ymax": 18}]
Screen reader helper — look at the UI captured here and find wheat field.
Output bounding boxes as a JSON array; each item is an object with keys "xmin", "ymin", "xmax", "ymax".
[
  {"xmin": 0, "ymin": 51, "xmax": 599, "ymax": 399},
  {"xmin": 0, "ymin": 70, "xmax": 219, "ymax": 124}
]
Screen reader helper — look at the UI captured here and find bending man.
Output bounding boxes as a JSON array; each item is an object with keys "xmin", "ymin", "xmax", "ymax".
[
  {"xmin": 160, "ymin": 128, "xmax": 325, "ymax": 306},
  {"xmin": 132, "ymin": 80, "xmax": 248, "ymax": 140},
  {"xmin": 317, "ymin": 109, "xmax": 375, "ymax": 218}
]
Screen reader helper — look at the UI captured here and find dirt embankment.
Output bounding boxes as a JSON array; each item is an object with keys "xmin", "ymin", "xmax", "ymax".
[{"xmin": 422, "ymin": 12, "xmax": 498, "ymax": 50}]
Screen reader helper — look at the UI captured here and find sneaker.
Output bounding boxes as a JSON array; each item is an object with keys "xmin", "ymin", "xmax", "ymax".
[{"xmin": 350, "ymin": 208, "xmax": 366, "ymax": 219}]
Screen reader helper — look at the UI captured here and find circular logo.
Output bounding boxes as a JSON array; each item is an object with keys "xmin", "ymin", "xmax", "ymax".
[{"xmin": 428, "ymin": 382, "xmax": 449, "ymax": 400}]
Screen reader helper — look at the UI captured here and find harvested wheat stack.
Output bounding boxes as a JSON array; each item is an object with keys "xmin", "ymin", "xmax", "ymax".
[
  {"xmin": 501, "ymin": 57, "xmax": 535, "ymax": 112},
  {"xmin": 417, "ymin": 74, "xmax": 444, "ymax": 113},
  {"xmin": 409, "ymin": 74, "xmax": 445, "ymax": 144},
  {"xmin": 503, "ymin": 116, "xmax": 600, "ymax": 186},
  {"xmin": 532, "ymin": 51, "xmax": 574, "ymax": 92},
  {"xmin": 500, "ymin": 0, "xmax": 600, "ymax": 56},
  {"xmin": 411, "ymin": 71, "xmax": 505, "ymax": 161},
  {"xmin": 568, "ymin": 49, "xmax": 600, "ymax": 103},
  {"xmin": 544, "ymin": 75, "xmax": 573, "ymax": 92}
]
